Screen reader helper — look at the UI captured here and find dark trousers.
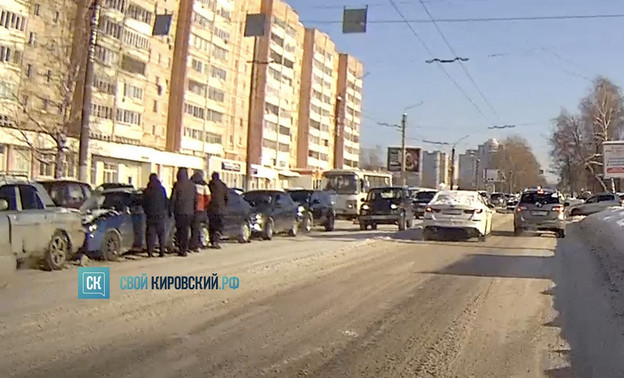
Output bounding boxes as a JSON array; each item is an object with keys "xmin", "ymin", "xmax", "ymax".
[
  {"xmin": 190, "ymin": 211, "xmax": 207, "ymax": 251},
  {"xmin": 208, "ymin": 212, "xmax": 224, "ymax": 246},
  {"xmin": 146, "ymin": 217, "xmax": 167, "ymax": 255},
  {"xmin": 175, "ymin": 214, "xmax": 193, "ymax": 254}
]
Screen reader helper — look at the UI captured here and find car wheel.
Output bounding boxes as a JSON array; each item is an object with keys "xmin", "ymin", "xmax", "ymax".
[
  {"xmin": 556, "ymin": 229, "xmax": 566, "ymax": 238},
  {"xmin": 102, "ymin": 230, "xmax": 122, "ymax": 261},
  {"xmin": 371, "ymin": 223, "xmax": 378, "ymax": 230},
  {"xmin": 302, "ymin": 213, "xmax": 313, "ymax": 233},
  {"xmin": 288, "ymin": 219, "xmax": 298, "ymax": 237},
  {"xmin": 200, "ymin": 223, "xmax": 210, "ymax": 248},
  {"xmin": 571, "ymin": 209, "xmax": 581, "ymax": 217},
  {"xmin": 398, "ymin": 213, "xmax": 407, "ymax": 231},
  {"xmin": 262, "ymin": 218, "xmax": 274, "ymax": 240},
  {"xmin": 238, "ymin": 222, "xmax": 251, "ymax": 243},
  {"xmin": 479, "ymin": 232, "xmax": 488, "ymax": 242},
  {"xmin": 45, "ymin": 230, "xmax": 70, "ymax": 271},
  {"xmin": 324, "ymin": 213, "xmax": 335, "ymax": 232},
  {"xmin": 359, "ymin": 222, "xmax": 368, "ymax": 230}
]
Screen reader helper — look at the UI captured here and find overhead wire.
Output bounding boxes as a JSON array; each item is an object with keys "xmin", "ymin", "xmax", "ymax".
[
  {"xmin": 386, "ymin": 0, "xmax": 494, "ymax": 125},
  {"xmin": 415, "ymin": 0, "xmax": 501, "ymax": 121},
  {"xmin": 302, "ymin": 13, "xmax": 624, "ymax": 24}
]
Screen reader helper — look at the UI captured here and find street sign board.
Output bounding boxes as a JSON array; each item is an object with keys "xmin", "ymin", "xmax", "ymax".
[
  {"xmin": 484, "ymin": 169, "xmax": 504, "ymax": 183},
  {"xmin": 603, "ymin": 141, "xmax": 624, "ymax": 179}
]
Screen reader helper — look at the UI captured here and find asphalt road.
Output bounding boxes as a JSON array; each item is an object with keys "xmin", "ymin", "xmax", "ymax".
[{"xmin": 1, "ymin": 215, "xmax": 623, "ymax": 377}]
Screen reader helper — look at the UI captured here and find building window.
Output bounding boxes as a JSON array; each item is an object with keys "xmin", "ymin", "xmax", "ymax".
[
  {"xmin": 0, "ymin": 45, "xmax": 21, "ymax": 64},
  {"xmin": 193, "ymin": 12, "xmax": 212, "ymax": 28},
  {"xmin": 188, "ymin": 80, "xmax": 206, "ymax": 96},
  {"xmin": 99, "ymin": 17, "xmax": 123, "ymax": 39},
  {"xmin": 94, "ymin": 45, "xmax": 118, "ymax": 66},
  {"xmin": 120, "ymin": 55, "xmax": 146, "ymax": 75},
  {"xmin": 264, "ymin": 102, "xmax": 279, "ymax": 116},
  {"xmin": 212, "ymin": 46, "xmax": 227, "ymax": 61},
  {"xmin": 206, "ymin": 108, "xmax": 223, "ymax": 122},
  {"xmin": 0, "ymin": 10, "xmax": 26, "ymax": 31},
  {"xmin": 103, "ymin": 162, "xmax": 118, "ymax": 183},
  {"xmin": 208, "ymin": 87, "xmax": 224, "ymax": 103},
  {"xmin": 126, "ymin": 3, "xmax": 152, "ymax": 24},
  {"xmin": 28, "ymin": 32, "xmax": 36, "ymax": 46},
  {"xmin": 93, "ymin": 76, "xmax": 116, "ymax": 94},
  {"xmin": 183, "ymin": 127, "xmax": 202, "ymax": 140},
  {"xmin": 45, "ymin": 70, "xmax": 52, "ymax": 82},
  {"xmin": 115, "ymin": 108, "xmax": 142, "ymax": 125},
  {"xmin": 210, "ymin": 66, "xmax": 227, "ymax": 80},
  {"xmin": 184, "ymin": 103, "xmax": 204, "ymax": 119},
  {"xmin": 205, "ymin": 132, "xmax": 222, "ymax": 144},
  {"xmin": 283, "ymin": 58, "xmax": 294, "ymax": 69},
  {"xmin": 33, "ymin": 3, "xmax": 40, "ymax": 16},
  {"xmin": 262, "ymin": 139, "xmax": 277, "ymax": 150},
  {"xmin": 39, "ymin": 153, "xmax": 55, "ymax": 177},
  {"xmin": 0, "ymin": 80, "xmax": 14, "ymax": 99},
  {"xmin": 105, "ymin": 0, "xmax": 126, "ymax": 12},
  {"xmin": 214, "ymin": 26, "xmax": 230, "ymax": 41},
  {"xmin": 191, "ymin": 58, "xmax": 203, "ymax": 73},
  {"xmin": 279, "ymin": 126, "xmax": 290, "ymax": 136},
  {"xmin": 216, "ymin": 8, "xmax": 231, "ymax": 21},
  {"xmin": 91, "ymin": 103, "xmax": 114, "ymax": 119},
  {"xmin": 123, "ymin": 83, "xmax": 143, "ymax": 99},
  {"xmin": 122, "ymin": 29, "xmax": 149, "ymax": 50},
  {"xmin": 264, "ymin": 120, "xmax": 277, "ymax": 133},
  {"xmin": 152, "ymin": 100, "xmax": 157, "ymax": 113},
  {"xmin": 191, "ymin": 34, "xmax": 210, "ymax": 52},
  {"xmin": 270, "ymin": 32, "xmax": 284, "ymax": 46}
]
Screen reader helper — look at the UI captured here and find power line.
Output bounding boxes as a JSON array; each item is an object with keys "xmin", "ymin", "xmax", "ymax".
[
  {"xmin": 302, "ymin": 13, "xmax": 624, "ymax": 24},
  {"xmin": 386, "ymin": 0, "xmax": 494, "ymax": 125},
  {"xmin": 416, "ymin": 0, "xmax": 501, "ymax": 121}
]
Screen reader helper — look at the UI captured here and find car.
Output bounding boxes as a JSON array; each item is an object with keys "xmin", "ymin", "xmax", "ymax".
[
  {"xmin": 242, "ymin": 190, "xmax": 301, "ymax": 240},
  {"xmin": 287, "ymin": 189, "xmax": 336, "ymax": 232},
  {"xmin": 80, "ymin": 188, "xmax": 175, "ymax": 260},
  {"xmin": 412, "ymin": 190, "xmax": 437, "ymax": 218},
  {"xmin": 514, "ymin": 188, "xmax": 566, "ymax": 238},
  {"xmin": 359, "ymin": 186, "xmax": 414, "ymax": 231},
  {"xmin": 0, "ymin": 175, "xmax": 85, "ymax": 270},
  {"xmin": 96, "ymin": 183, "xmax": 134, "ymax": 191},
  {"xmin": 506, "ymin": 197, "xmax": 519, "ymax": 212},
  {"xmin": 489, "ymin": 192, "xmax": 506, "ymax": 208},
  {"xmin": 567, "ymin": 192, "xmax": 623, "ymax": 216},
  {"xmin": 37, "ymin": 179, "xmax": 93, "ymax": 209},
  {"xmin": 196, "ymin": 188, "xmax": 255, "ymax": 246},
  {"xmin": 422, "ymin": 190, "xmax": 495, "ymax": 241}
]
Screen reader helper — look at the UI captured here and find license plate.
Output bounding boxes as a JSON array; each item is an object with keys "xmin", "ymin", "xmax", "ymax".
[
  {"xmin": 531, "ymin": 211, "xmax": 548, "ymax": 216},
  {"xmin": 443, "ymin": 210, "xmax": 462, "ymax": 215}
]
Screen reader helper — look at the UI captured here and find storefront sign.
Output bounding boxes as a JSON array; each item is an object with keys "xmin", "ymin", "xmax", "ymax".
[{"xmin": 222, "ymin": 161, "xmax": 241, "ymax": 172}]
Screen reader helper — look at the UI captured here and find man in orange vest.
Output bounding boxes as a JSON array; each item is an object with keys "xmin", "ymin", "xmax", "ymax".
[{"xmin": 190, "ymin": 169, "xmax": 211, "ymax": 252}]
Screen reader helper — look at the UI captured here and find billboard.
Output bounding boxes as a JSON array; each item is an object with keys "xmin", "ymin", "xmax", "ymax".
[
  {"xmin": 603, "ymin": 141, "xmax": 624, "ymax": 179},
  {"xmin": 484, "ymin": 169, "xmax": 505, "ymax": 183},
  {"xmin": 387, "ymin": 147, "xmax": 421, "ymax": 172}
]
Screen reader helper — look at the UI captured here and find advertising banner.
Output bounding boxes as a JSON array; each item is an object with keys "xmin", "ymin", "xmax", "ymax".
[
  {"xmin": 603, "ymin": 141, "xmax": 624, "ymax": 179},
  {"xmin": 387, "ymin": 147, "xmax": 421, "ymax": 173}
]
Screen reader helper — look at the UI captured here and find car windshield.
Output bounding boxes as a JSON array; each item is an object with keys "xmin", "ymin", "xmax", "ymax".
[
  {"xmin": 288, "ymin": 191, "xmax": 311, "ymax": 204},
  {"xmin": 368, "ymin": 188, "xmax": 401, "ymax": 201},
  {"xmin": 81, "ymin": 191, "xmax": 131, "ymax": 212},
  {"xmin": 415, "ymin": 191, "xmax": 436, "ymax": 201},
  {"xmin": 243, "ymin": 192, "xmax": 273, "ymax": 207},
  {"xmin": 321, "ymin": 175, "xmax": 358, "ymax": 194},
  {"xmin": 520, "ymin": 192, "xmax": 561, "ymax": 205},
  {"xmin": 490, "ymin": 193, "xmax": 504, "ymax": 200}
]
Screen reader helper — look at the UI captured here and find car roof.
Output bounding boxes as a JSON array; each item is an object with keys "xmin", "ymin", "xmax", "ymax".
[
  {"xmin": 37, "ymin": 178, "xmax": 90, "ymax": 185},
  {"xmin": 244, "ymin": 189, "xmax": 286, "ymax": 194},
  {"xmin": 101, "ymin": 188, "xmax": 137, "ymax": 194}
]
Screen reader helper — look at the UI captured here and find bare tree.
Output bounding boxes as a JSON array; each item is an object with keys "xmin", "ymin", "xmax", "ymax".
[
  {"xmin": 9, "ymin": 0, "xmax": 87, "ymax": 178},
  {"xmin": 493, "ymin": 135, "xmax": 546, "ymax": 192}
]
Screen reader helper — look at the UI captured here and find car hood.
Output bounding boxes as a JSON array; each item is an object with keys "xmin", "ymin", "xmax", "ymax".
[{"xmin": 82, "ymin": 208, "xmax": 119, "ymax": 224}]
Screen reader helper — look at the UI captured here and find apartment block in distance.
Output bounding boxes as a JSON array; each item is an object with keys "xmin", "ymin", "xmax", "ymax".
[
  {"xmin": 247, "ymin": 0, "xmax": 305, "ymax": 189},
  {"xmin": 0, "ymin": 0, "xmax": 29, "ymax": 173},
  {"xmin": 296, "ymin": 28, "xmax": 338, "ymax": 172},
  {"xmin": 335, "ymin": 53, "xmax": 364, "ymax": 169}
]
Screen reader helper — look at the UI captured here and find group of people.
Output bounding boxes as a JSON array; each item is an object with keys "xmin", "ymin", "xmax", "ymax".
[{"xmin": 141, "ymin": 167, "xmax": 229, "ymax": 257}]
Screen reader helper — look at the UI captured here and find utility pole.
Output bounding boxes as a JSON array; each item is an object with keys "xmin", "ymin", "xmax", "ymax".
[
  {"xmin": 400, "ymin": 113, "xmax": 407, "ymax": 186},
  {"xmin": 475, "ymin": 158, "xmax": 480, "ymax": 191},
  {"xmin": 244, "ymin": 37, "xmax": 259, "ymax": 191},
  {"xmin": 78, "ymin": 0, "xmax": 102, "ymax": 182},
  {"xmin": 449, "ymin": 147, "xmax": 456, "ymax": 189}
]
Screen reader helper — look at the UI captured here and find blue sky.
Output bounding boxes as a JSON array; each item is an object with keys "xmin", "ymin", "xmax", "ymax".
[{"xmin": 285, "ymin": 0, "xmax": 624, "ymax": 179}]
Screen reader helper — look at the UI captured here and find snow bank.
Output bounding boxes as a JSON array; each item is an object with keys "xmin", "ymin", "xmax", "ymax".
[
  {"xmin": 579, "ymin": 207, "xmax": 624, "ymax": 252},
  {"xmin": 431, "ymin": 191, "xmax": 481, "ymax": 208}
]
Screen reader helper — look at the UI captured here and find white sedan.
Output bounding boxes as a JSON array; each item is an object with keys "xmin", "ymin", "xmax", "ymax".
[{"xmin": 422, "ymin": 190, "xmax": 495, "ymax": 241}]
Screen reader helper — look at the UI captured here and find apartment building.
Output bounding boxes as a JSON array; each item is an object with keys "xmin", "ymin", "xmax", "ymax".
[
  {"xmin": 246, "ymin": 0, "xmax": 305, "ymax": 189},
  {"xmin": 335, "ymin": 53, "xmax": 363, "ymax": 169},
  {"xmin": 0, "ymin": 0, "xmax": 29, "ymax": 173},
  {"xmin": 421, "ymin": 150, "xmax": 449, "ymax": 189},
  {"xmin": 296, "ymin": 28, "xmax": 338, "ymax": 172}
]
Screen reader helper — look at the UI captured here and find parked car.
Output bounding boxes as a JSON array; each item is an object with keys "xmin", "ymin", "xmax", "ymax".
[
  {"xmin": 422, "ymin": 190, "xmax": 495, "ymax": 241},
  {"xmin": 359, "ymin": 186, "xmax": 414, "ymax": 231},
  {"xmin": 506, "ymin": 197, "xmax": 519, "ymax": 212},
  {"xmin": 0, "ymin": 176, "xmax": 85, "ymax": 270},
  {"xmin": 80, "ymin": 188, "xmax": 175, "ymax": 260},
  {"xmin": 286, "ymin": 189, "xmax": 336, "ymax": 232},
  {"xmin": 242, "ymin": 190, "xmax": 301, "ymax": 240},
  {"xmin": 489, "ymin": 192, "xmax": 506, "ymax": 208},
  {"xmin": 567, "ymin": 192, "xmax": 623, "ymax": 216},
  {"xmin": 37, "ymin": 179, "xmax": 92, "ymax": 209},
  {"xmin": 96, "ymin": 183, "xmax": 134, "ymax": 191},
  {"xmin": 412, "ymin": 190, "xmax": 437, "ymax": 218},
  {"xmin": 195, "ymin": 188, "xmax": 255, "ymax": 246},
  {"xmin": 514, "ymin": 188, "xmax": 566, "ymax": 238}
]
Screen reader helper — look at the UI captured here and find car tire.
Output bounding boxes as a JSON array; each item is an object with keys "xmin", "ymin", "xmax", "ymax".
[
  {"xmin": 262, "ymin": 218, "xmax": 274, "ymax": 240},
  {"xmin": 102, "ymin": 230, "xmax": 122, "ymax": 261},
  {"xmin": 324, "ymin": 213, "xmax": 335, "ymax": 232},
  {"xmin": 479, "ymin": 232, "xmax": 488, "ymax": 242},
  {"xmin": 398, "ymin": 213, "xmax": 407, "ymax": 231},
  {"xmin": 359, "ymin": 222, "xmax": 368, "ymax": 231},
  {"xmin": 302, "ymin": 213, "xmax": 313, "ymax": 233},
  {"xmin": 44, "ymin": 230, "xmax": 70, "ymax": 271},
  {"xmin": 288, "ymin": 219, "xmax": 298, "ymax": 237},
  {"xmin": 237, "ymin": 222, "xmax": 251, "ymax": 243},
  {"xmin": 371, "ymin": 223, "xmax": 378, "ymax": 230}
]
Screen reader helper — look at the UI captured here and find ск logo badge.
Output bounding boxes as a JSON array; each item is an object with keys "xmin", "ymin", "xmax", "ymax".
[{"xmin": 78, "ymin": 267, "xmax": 110, "ymax": 299}]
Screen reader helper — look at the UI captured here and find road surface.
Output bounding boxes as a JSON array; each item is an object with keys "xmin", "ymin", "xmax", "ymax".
[{"xmin": 1, "ymin": 215, "xmax": 624, "ymax": 377}]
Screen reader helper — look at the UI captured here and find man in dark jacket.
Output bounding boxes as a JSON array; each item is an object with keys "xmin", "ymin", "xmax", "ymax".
[
  {"xmin": 207, "ymin": 171, "xmax": 228, "ymax": 249},
  {"xmin": 142, "ymin": 173, "xmax": 169, "ymax": 257},
  {"xmin": 190, "ymin": 169, "xmax": 210, "ymax": 252},
  {"xmin": 170, "ymin": 167, "xmax": 197, "ymax": 256}
]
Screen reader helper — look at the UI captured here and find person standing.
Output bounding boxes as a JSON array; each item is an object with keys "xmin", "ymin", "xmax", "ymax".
[
  {"xmin": 190, "ymin": 169, "xmax": 210, "ymax": 252},
  {"xmin": 170, "ymin": 167, "xmax": 197, "ymax": 256},
  {"xmin": 142, "ymin": 173, "xmax": 169, "ymax": 257},
  {"xmin": 207, "ymin": 171, "xmax": 228, "ymax": 249}
]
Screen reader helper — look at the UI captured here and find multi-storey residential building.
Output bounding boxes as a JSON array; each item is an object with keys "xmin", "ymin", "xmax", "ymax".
[
  {"xmin": 0, "ymin": 0, "xmax": 29, "ymax": 173},
  {"xmin": 458, "ymin": 149, "xmax": 478, "ymax": 189},
  {"xmin": 246, "ymin": 0, "xmax": 305, "ymax": 189},
  {"xmin": 335, "ymin": 53, "xmax": 363, "ymax": 169},
  {"xmin": 296, "ymin": 28, "xmax": 338, "ymax": 172},
  {"xmin": 421, "ymin": 150, "xmax": 449, "ymax": 189}
]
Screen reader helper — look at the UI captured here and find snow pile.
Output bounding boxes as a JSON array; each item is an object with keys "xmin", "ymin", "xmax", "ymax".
[
  {"xmin": 579, "ymin": 207, "xmax": 624, "ymax": 252},
  {"xmin": 431, "ymin": 191, "xmax": 481, "ymax": 208}
]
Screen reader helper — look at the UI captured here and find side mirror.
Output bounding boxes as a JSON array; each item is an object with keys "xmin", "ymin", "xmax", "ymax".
[{"xmin": 0, "ymin": 199, "xmax": 8, "ymax": 211}]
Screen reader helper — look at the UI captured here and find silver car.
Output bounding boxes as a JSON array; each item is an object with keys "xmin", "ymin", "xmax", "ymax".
[
  {"xmin": 514, "ymin": 188, "xmax": 566, "ymax": 238},
  {"xmin": 567, "ymin": 193, "xmax": 622, "ymax": 216}
]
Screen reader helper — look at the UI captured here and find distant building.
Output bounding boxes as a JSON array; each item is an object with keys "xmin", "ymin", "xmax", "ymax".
[
  {"xmin": 458, "ymin": 149, "xmax": 478, "ymax": 189},
  {"xmin": 421, "ymin": 150, "xmax": 448, "ymax": 189},
  {"xmin": 458, "ymin": 138, "xmax": 499, "ymax": 190}
]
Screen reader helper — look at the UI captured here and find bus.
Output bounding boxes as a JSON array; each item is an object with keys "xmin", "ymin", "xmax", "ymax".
[{"xmin": 320, "ymin": 169, "xmax": 393, "ymax": 219}]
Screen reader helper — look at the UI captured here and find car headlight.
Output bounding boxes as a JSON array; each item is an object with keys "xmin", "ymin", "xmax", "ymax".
[
  {"xmin": 297, "ymin": 205, "xmax": 305, "ymax": 215},
  {"xmin": 390, "ymin": 204, "xmax": 398, "ymax": 210},
  {"xmin": 252, "ymin": 213, "xmax": 263, "ymax": 223},
  {"xmin": 87, "ymin": 223, "xmax": 98, "ymax": 233},
  {"xmin": 361, "ymin": 204, "xmax": 370, "ymax": 210}
]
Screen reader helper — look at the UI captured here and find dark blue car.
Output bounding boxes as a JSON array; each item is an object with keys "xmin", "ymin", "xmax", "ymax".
[{"xmin": 80, "ymin": 188, "xmax": 175, "ymax": 260}]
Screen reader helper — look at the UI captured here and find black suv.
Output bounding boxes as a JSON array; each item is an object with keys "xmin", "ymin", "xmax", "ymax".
[
  {"xmin": 359, "ymin": 186, "xmax": 414, "ymax": 231},
  {"xmin": 242, "ymin": 190, "xmax": 301, "ymax": 240},
  {"xmin": 412, "ymin": 190, "xmax": 437, "ymax": 218},
  {"xmin": 287, "ymin": 189, "xmax": 336, "ymax": 232}
]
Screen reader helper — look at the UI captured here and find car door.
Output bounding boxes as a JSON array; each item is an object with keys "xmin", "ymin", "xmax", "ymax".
[
  {"xmin": 273, "ymin": 194, "xmax": 289, "ymax": 231},
  {"xmin": 14, "ymin": 184, "xmax": 52, "ymax": 257},
  {"xmin": 223, "ymin": 190, "xmax": 242, "ymax": 236},
  {"xmin": 597, "ymin": 194, "xmax": 618, "ymax": 212},
  {"xmin": 581, "ymin": 196, "xmax": 598, "ymax": 214},
  {"xmin": 310, "ymin": 192, "xmax": 324, "ymax": 222},
  {"xmin": 0, "ymin": 185, "xmax": 22, "ymax": 256},
  {"xmin": 129, "ymin": 192, "xmax": 145, "ymax": 249}
]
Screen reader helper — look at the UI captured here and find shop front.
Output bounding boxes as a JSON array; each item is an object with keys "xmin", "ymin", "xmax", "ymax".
[
  {"xmin": 206, "ymin": 156, "xmax": 247, "ymax": 189},
  {"xmin": 249, "ymin": 164, "xmax": 278, "ymax": 190}
]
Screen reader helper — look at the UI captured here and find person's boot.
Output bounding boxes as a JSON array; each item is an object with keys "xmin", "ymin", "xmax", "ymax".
[{"xmin": 147, "ymin": 251, "xmax": 154, "ymax": 258}]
